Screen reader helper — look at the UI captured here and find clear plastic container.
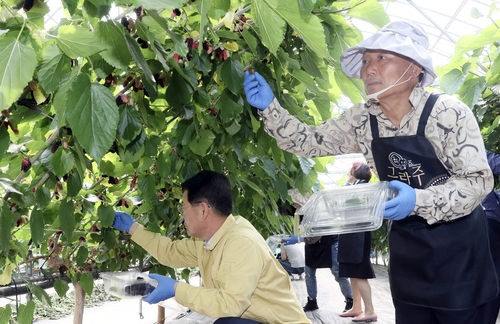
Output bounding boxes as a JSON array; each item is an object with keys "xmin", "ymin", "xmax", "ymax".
[
  {"xmin": 298, "ymin": 181, "xmax": 395, "ymax": 236},
  {"xmin": 100, "ymin": 272, "xmax": 157, "ymax": 299}
]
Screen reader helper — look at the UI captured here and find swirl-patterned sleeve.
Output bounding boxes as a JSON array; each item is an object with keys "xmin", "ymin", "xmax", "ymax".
[{"xmin": 258, "ymin": 88, "xmax": 493, "ymax": 224}]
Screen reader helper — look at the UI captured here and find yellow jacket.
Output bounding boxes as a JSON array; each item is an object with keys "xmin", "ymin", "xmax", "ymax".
[{"xmin": 131, "ymin": 215, "xmax": 310, "ymax": 323}]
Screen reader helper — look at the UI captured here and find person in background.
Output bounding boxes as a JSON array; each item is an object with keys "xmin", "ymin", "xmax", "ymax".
[
  {"xmin": 279, "ymin": 239, "xmax": 305, "ymax": 280},
  {"xmin": 338, "ymin": 162, "xmax": 377, "ymax": 322},
  {"xmin": 286, "ymin": 189, "xmax": 354, "ymax": 314},
  {"xmin": 112, "ymin": 170, "xmax": 311, "ymax": 324},
  {"xmin": 243, "ymin": 20, "xmax": 497, "ymax": 324},
  {"xmin": 483, "ymin": 150, "xmax": 500, "ymax": 324}
]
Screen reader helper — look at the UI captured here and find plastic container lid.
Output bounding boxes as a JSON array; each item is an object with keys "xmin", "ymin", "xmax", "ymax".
[
  {"xmin": 298, "ymin": 181, "xmax": 395, "ymax": 236},
  {"xmin": 100, "ymin": 271, "xmax": 157, "ymax": 299}
]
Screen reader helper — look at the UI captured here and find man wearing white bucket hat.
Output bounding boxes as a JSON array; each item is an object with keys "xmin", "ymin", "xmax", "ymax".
[{"xmin": 243, "ymin": 21, "xmax": 497, "ymax": 324}]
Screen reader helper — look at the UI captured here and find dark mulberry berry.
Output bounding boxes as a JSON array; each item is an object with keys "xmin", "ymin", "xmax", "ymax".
[
  {"xmin": 121, "ymin": 17, "xmax": 129, "ymax": 28},
  {"xmin": 23, "ymin": 0, "xmax": 34, "ymax": 12},
  {"xmin": 171, "ymin": 8, "xmax": 181, "ymax": 17},
  {"xmin": 51, "ymin": 141, "xmax": 62, "ymax": 153}
]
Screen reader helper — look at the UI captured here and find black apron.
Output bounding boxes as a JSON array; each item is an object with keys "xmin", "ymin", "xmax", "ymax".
[{"xmin": 370, "ymin": 93, "xmax": 498, "ymax": 310}]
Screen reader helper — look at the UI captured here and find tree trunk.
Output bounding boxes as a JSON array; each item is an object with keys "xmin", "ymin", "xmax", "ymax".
[{"xmin": 73, "ymin": 283, "xmax": 85, "ymax": 324}]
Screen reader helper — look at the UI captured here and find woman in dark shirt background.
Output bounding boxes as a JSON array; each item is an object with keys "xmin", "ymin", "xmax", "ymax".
[{"xmin": 338, "ymin": 163, "xmax": 377, "ymax": 322}]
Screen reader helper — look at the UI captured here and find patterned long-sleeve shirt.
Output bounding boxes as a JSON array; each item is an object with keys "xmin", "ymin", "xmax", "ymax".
[{"xmin": 260, "ymin": 86, "xmax": 493, "ymax": 225}]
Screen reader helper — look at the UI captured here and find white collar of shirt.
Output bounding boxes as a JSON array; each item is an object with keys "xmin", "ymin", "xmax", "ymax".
[{"xmin": 204, "ymin": 235, "xmax": 215, "ymax": 250}]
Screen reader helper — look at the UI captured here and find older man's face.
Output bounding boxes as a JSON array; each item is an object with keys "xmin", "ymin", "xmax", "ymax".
[
  {"xmin": 360, "ymin": 50, "xmax": 419, "ymax": 99},
  {"xmin": 180, "ymin": 191, "xmax": 203, "ymax": 238}
]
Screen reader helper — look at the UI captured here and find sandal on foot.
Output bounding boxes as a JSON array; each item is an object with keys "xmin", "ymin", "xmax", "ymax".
[
  {"xmin": 352, "ymin": 313, "xmax": 377, "ymax": 322},
  {"xmin": 339, "ymin": 310, "xmax": 363, "ymax": 318}
]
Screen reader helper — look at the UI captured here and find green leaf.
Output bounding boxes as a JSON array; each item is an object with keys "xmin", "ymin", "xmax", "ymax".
[
  {"xmin": 62, "ymin": 0, "xmax": 78, "ymax": 15},
  {"xmin": 458, "ymin": 76, "xmax": 486, "ymax": 108},
  {"xmin": 30, "ymin": 209, "xmax": 44, "ymax": 246},
  {"xmin": 54, "ymin": 279, "xmax": 70, "ymax": 297},
  {"xmin": 36, "ymin": 44, "xmax": 71, "ymax": 93},
  {"xmin": 53, "ymin": 67, "xmax": 80, "ymax": 129},
  {"xmin": 0, "ymin": 36, "xmax": 37, "ymax": 110},
  {"xmin": 276, "ymin": 0, "xmax": 329, "ymax": 58},
  {"xmin": 165, "ymin": 71, "xmax": 193, "ymax": 107},
  {"xmin": 0, "ymin": 305, "xmax": 12, "ymax": 324},
  {"xmin": 95, "ymin": 22, "xmax": 132, "ymax": 70},
  {"xmin": 252, "ymin": 0, "xmax": 286, "ymax": 55},
  {"xmin": 102, "ymin": 227, "xmax": 116, "ymax": 248},
  {"xmin": 97, "ymin": 204, "xmax": 115, "ymax": 227},
  {"xmin": 188, "ymin": 128, "xmax": 215, "ymax": 156},
  {"xmin": 219, "ymin": 58, "xmax": 244, "ymax": 95},
  {"xmin": 197, "ymin": 0, "xmax": 213, "ymax": 49},
  {"xmin": 0, "ymin": 177, "xmax": 21, "ymax": 194},
  {"xmin": 241, "ymin": 28, "xmax": 258, "ymax": 55},
  {"xmin": 56, "ymin": 25, "xmax": 104, "ymax": 58},
  {"xmin": 138, "ymin": 174, "xmax": 156, "ymax": 198},
  {"xmin": 346, "ymin": 0, "xmax": 390, "ymax": 29},
  {"xmin": 0, "ymin": 204, "xmax": 14, "ymax": 254},
  {"xmin": 75, "ymin": 246, "xmax": 88, "ymax": 266},
  {"xmin": 440, "ymin": 67, "xmax": 468, "ymax": 95},
  {"xmin": 66, "ymin": 73, "xmax": 119, "ymax": 162},
  {"xmin": 16, "ymin": 301, "xmax": 35, "ymax": 324},
  {"xmin": 52, "ymin": 148, "xmax": 75, "ymax": 178},
  {"xmin": 80, "ymin": 273, "xmax": 94, "ymax": 296},
  {"xmin": 118, "ymin": 105, "xmax": 143, "ymax": 141},
  {"xmin": 0, "ymin": 127, "xmax": 8, "ymax": 161},
  {"xmin": 59, "ymin": 199, "xmax": 75, "ymax": 241},
  {"xmin": 123, "ymin": 31, "xmax": 157, "ymax": 99},
  {"xmin": 35, "ymin": 187, "xmax": 51, "ymax": 209},
  {"xmin": 27, "ymin": 283, "xmax": 52, "ymax": 305},
  {"xmin": 67, "ymin": 171, "xmax": 83, "ymax": 197},
  {"xmin": 135, "ymin": 0, "xmax": 183, "ymax": 10}
]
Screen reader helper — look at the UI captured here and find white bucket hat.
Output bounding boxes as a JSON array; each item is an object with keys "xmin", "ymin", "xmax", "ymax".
[{"xmin": 340, "ymin": 21, "xmax": 437, "ymax": 87}]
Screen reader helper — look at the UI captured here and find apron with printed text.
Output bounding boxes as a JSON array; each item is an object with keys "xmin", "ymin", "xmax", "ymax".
[{"xmin": 370, "ymin": 93, "xmax": 498, "ymax": 310}]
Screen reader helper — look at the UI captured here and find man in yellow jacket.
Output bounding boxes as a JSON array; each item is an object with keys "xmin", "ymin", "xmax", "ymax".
[{"xmin": 113, "ymin": 170, "xmax": 310, "ymax": 324}]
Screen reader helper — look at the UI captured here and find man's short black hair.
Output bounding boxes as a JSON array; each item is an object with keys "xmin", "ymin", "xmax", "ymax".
[
  {"xmin": 353, "ymin": 164, "xmax": 372, "ymax": 182},
  {"xmin": 181, "ymin": 170, "xmax": 232, "ymax": 216}
]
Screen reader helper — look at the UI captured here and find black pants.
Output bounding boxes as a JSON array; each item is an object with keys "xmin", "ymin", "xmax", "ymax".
[
  {"xmin": 484, "ymin": 219, "xmax": 500, "ymax": 324},
  {"xmin": 214, "ymin": 318, "xmax": 262, "ymax": 324},
  {"xmin": 393, "ymin": 299, "xmax": 490, "ymax": 324}
]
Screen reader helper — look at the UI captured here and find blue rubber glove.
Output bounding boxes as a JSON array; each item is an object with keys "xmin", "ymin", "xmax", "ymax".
[
  {"xmin": 243, "ymin": 71, "xmax": 274, "ymax": 110},
  {"xmin": 383, "ymin": 180, "xmax": 416, "ymax": 221},
  {"xmin": 282, "ymin": 235, "xmax": 299, "ymax": 245},
  {"xmin": 142, "ymin": 274, "xmax": 177, "ymax": 304},
  {"xmin": 113, "ymin": 211, "xmax": 135, "ymax": 232}
]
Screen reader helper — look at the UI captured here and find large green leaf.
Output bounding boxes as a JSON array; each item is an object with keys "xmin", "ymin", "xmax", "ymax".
[
  {"xmin": 66, "ymin": 73, "xmax": 119, "ymax": 162},
  {"xmin": 30, "ymin": 209, "xmax": 44, "ymax": 246},
  {"xmin": 252, "ymin": 0, "xmax": 286, "ymax": 55},
  {"xmin": 53, "ymin": 67, "xmax": 80, "ymax": 129},
  {"xmin": 97, "ymin": 204, "xmax": 115, "ymax": 227},
  {"xmin": 197, "ymin": 0, "xmax": 213, "ymax": 51},
  {"xmin": 0, "ymin": 178, "xmax": 21, "ymax": 194},
  {"xmin": 95, "ymin": 21, "xmax": 132, "ymax": 70},
  {"xmin": 458, "ymin": 76, "xmax": 486, "ymax": 108},
  {"xmin": 36, "ymin": 44, "xmax": 71, "ymax": 94},
  {"xmin": 0, "ymin": 305, "xmax": 12, "ymax": 324},
  {"xmin": 123, "ymin": 28, "xmax": 157, "ymax": 101},
  {"xmin": 80, "ymin": 273, "xmax": 94, "ymax": 296},
  {"xmin": 27, "ymin": 283, "xmax": 52, "ymax": 305},
  {"xmin": 440, "ymin": 66, "xmax": 469, "ymax": 95},
  {"xmin": 16, "ymin": 301, "xmax": 35, "ymax": 324},
  {"xmin": 138, "ymin": 174, "xmax": 156, "ymax": 199},
  {"xmin": 54, "ymin": 279, "xmax": 70, "ymax": 297},
  {"xmin": 59, "ymin": 199, "xmax": 75, "ymax": 241},
  {"xmin": 346, "ymin": 0, "xmax": 390, "ymax": 29},
  {"xmin": 118, "ymin": 105, "xmax": 143, "ymax": 141},
  {"xmin": 276, "ymin": 0, "xmax": 329, "ymax": 58},
  {"xmin": 0, "ymin": 36, "xmax": 37, "ymax": 110},
  {"xmin": 56, "ymin": 25, "xmax": 104, "ymax": 58},
  {"xmin": 75, "ymin": 246, "xmax": 88, "ymax": 266},
  {"xmin": 219, "ymin": 58, "xmax": 244, "ymax": 95},
  {"xmin": 0, "ymin": 204, "xmax": 14, "ymax": 254},
  {"xmin": 135, "ymin": 0, "xmax": 183, "ymax": 10},
  {"xmin": 52, "ymin": 147, "xmax": 75, "ymax": 178},
  {"xmin": 188, "ymin": 128, "xmax": 215, "ymax": 156}
]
